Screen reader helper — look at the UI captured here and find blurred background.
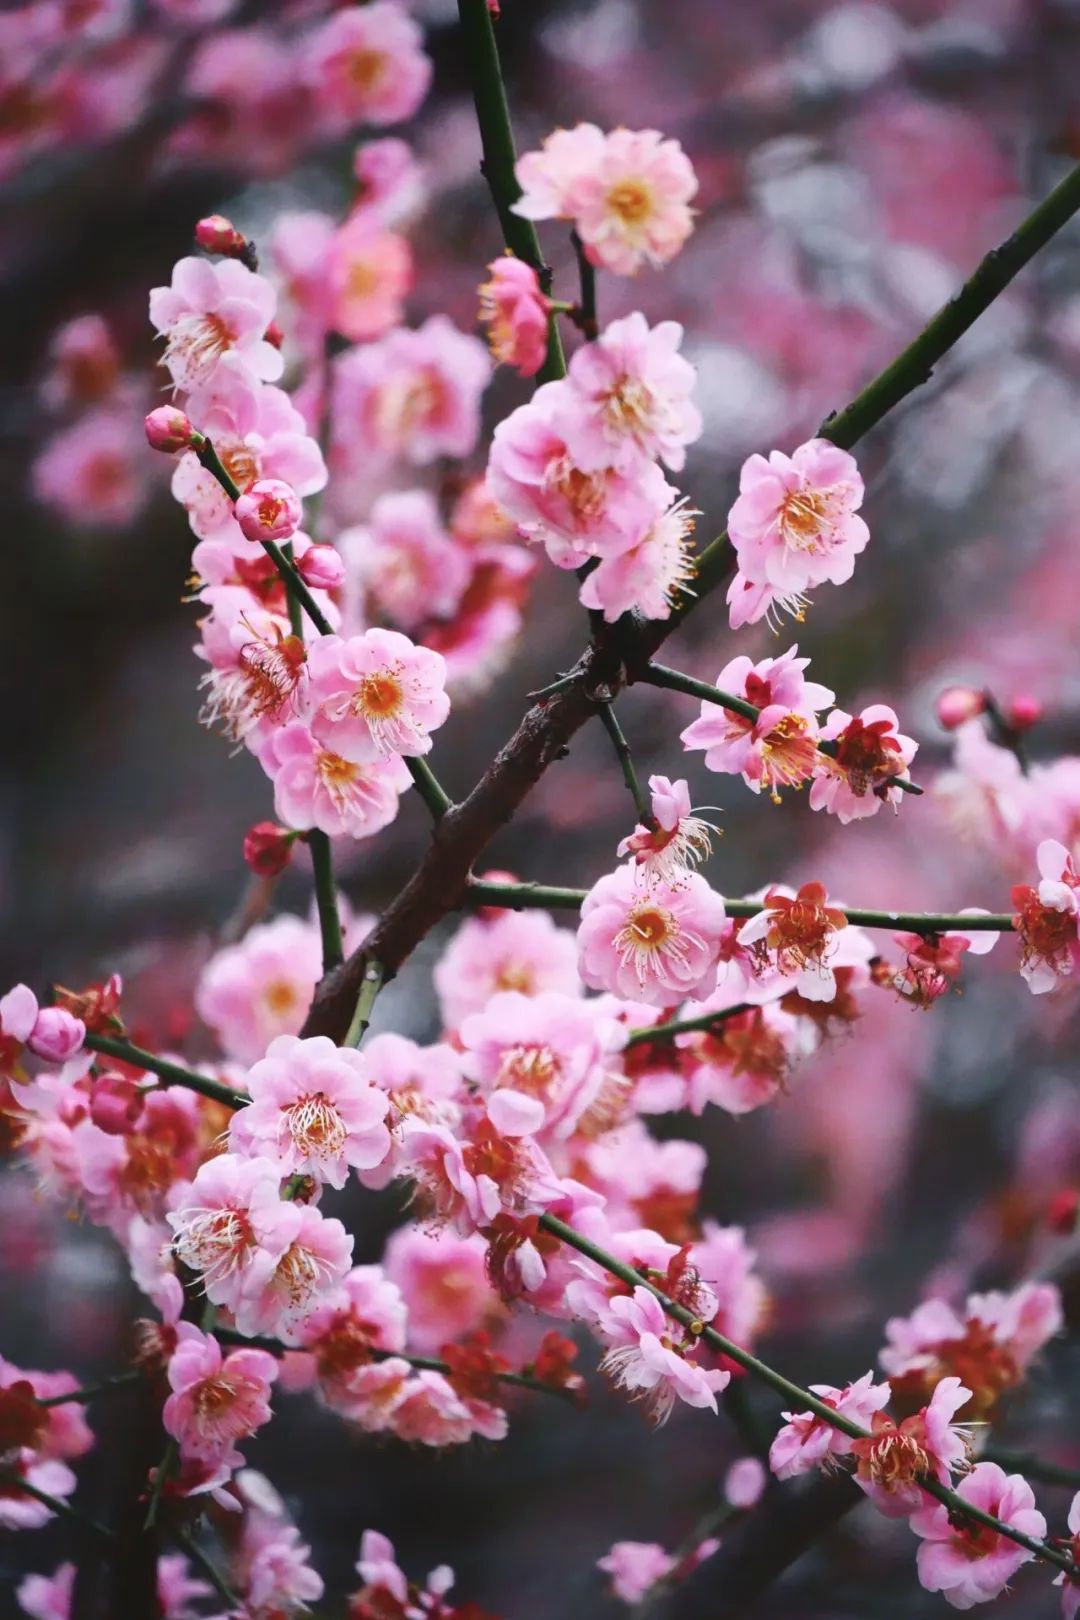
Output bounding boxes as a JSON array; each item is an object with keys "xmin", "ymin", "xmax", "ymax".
[{"xmin": 7, "ymin": 0, "xmax": 1080, "ymax": 1614}]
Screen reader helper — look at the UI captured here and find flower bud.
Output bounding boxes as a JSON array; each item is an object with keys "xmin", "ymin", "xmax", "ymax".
[
  {"xmin": 27, "ymin": 1007, "xmax": 85, "ymax": 1063},
  {"xmin": 1047, "ymin": 1188, "xmax": 1079, "ymax": 1235},
  {"xmin": 244, "ymin": 821, "xmax": 297, "ymax": 878},
  {"xmin": 725, "ymin": 1454, "xmax": 766, "ymax": 1509},
  {"xmin": 1005, "ymin": 693, "xmax": 1043, "ymax": 731},
  {"xmin": 235, "ymin": 479, "xmax": 302, "ymax": 544},
  {"xmin": 89, "ymin": 1074, "xmax": 145, "ymax": 1136},
  {"xmin": 195, "ymin": 215, "xmax": 249, "ymax": 258},
  {"xmin": 936, "ymin": 685, "xmax": 985, "ymax": 731},
  {"xmin": 145, "ymin": 406, "xmax": 199, "ymax": 454},
  {"xmin": 296, "ymin": 543, "xmax": 346, "ymax": 591}
]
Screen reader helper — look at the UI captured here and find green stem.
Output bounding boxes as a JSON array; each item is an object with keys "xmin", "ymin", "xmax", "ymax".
[
  {"xmin": 570, "ymin": 229, "xmax": 598, "ymax": 339},
  {"xmin": 463, "ymin": 878, "xmax": 1014, "ymax": 934},
  {"xmin": 596, "ymin": 702, "xmax": 652, "ymax": 823},
  {"xmin": 456, "ymin": 0, "xmax": 566, "ymax": 382},
  {"xmin": 36, "ymin": 1370, "xmax": 143, "ymax": 1407},
  {"xmin": 645, "ymin": 662, "xmax": 923, "ymax": 796},
  {"xmin": 0, "ymin": 1468, "xmax": 114, "ymax": 1540},
  {"xmin": 84, "ymin": 1032, "xmax": 248, "ymax": 1109},
  {"xmin": 343, "ymin": 959, "xmax": 385, "ymax": 1047},
  {"xmin": 625, "ymin": 1004, "xmax": 752, "ymax": 1049},
  {"xmin": 309, "ymin": 831, "xmax": 345, "ymax": 972},
  {"xmin": 537, "ymin": 1214, "xmax": 1079, "ymax": 1579},
  {"xmin": 173, "ymin": 1527, "xmax": 239, "ymax": 1609},
  {"xmin": 407, "ymin": 755, "xmax": 454, "ymax": 820},
  {"xmin": 143, "ymin": 1436, "xmax": 177, "ymax": 1531}
]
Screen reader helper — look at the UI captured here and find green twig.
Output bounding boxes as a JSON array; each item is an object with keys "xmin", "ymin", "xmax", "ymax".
[
  {"xmin": 173, "ymin": 1526, "xmax": 240, "ymax": 1608},
  {"xmin": 407, "ymin": 755, "xmax": 454, "ymax": 820},
  {"xmin": 625, "ymin": 1004, "xmax": 752, "ymax": 1049},
  {"xmin": 0, "ymin": 1468, "xmax": 114, "ymax": 1540},
  {"xmin": 343, "ymin": 959, "xmax": 385, "ymax": 1047},
  {"xmin": 36, "ymin": 1370, "xmax": 143, "ymax": 1407},
  {"xmin": 309, "ymin": 831, "xmax": 345, "ymax": 972},
  {"xmin": 596, "ymin": 701, "xmax": 652, "ymax": 823},
  {"xmin": 84, "ymin": 1032, "xmax": 248, "ymax": 1109}
]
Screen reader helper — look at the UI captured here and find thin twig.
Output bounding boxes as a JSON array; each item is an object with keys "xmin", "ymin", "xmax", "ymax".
[
  {"xmin": 85, "ymin": 1032, "xmax": 248, "ymax": 1109},
  {"xmin": 36, "ymin": 1370, "xmax": 143, "ymax": 1407},
  {"xmin": 0, "ymin": 1468, "xmax": 114, "ymax": 1540},
  {"xmin": 343, "ymin": 959, "xmax": 385, "ymax": 1048},
  {"xmin": 596, "ymin": 701, "xmax": 652, "ymax": 823}
]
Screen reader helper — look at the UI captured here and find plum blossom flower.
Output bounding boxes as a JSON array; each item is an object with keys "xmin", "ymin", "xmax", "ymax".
[
  {"xmin": 616, "ymin": 775, "xmax": 714, "ymax": 887},
  {"xmin": 332, "ymin": 316, "xmax": 490, "ymax": 467},
  {"xmin": 736, "ymin": 883, "xmax": 850, "ymax": 1003},
  {"xmin": 327, "ymin": 215, "xmax": 413, "ymax": 342},
  {"xmin": 810, "ymin": 705, "xmax": 918, "ymax": 822},
  {"xmin": 480, "ymin": 255, "xmax": 551, "ymax": 378},
  {"xmin": 257, "ymin": 721, "xmax": 411, "ymax": 840},
  {"xmin": 0, "ymin": 1455, "xmax": 78, "ymax": 1530},
  {"xmin": 514, "ymin": 125, "xmax": 698, "ymax": 275},
  {"xmin": 344, "ymin": 490, "xmax": 471, "ymax": 633},
  {"xmin": 769, "ymin": 1371, "xmax": 890, "ymax": 1479},
  {"xmin": 880, "ymin": 917, "xmax": 998, "ymax": 1008},
  {"xmin": 166, "ymin": 1153, "xmax": 286, "ymax": 1312},
  {"xmin": 909, "ymin": 1462, "xmax": 1046, "ymax": 1609},
  {"xmin": 306, "ymin": 629, "xmax": 450, "ymax": 762},
  {"xmin": 195, "ymin": 593, "xmax": 307, "ymax": 748},
  {"xmin": 1012, "ymin": 839, "xmax": 1080, "ymax": 993},
  {"xmin": 195, "ymin": 913, "xmax": 328, "ymax": 1065},
  {"xmin": 163, "ymin": 1323, "xmax": 277, "ymax": 1466},
  {"xmin": 726, "ymin": 1455, "xmax": 767, "ymax": 1509},
  {"xmin": 383, "ymin": 1226, "xmax": 498, "ymax": 1355},
  {"xmin": 304, "ymin": 3, "xmax": 431, "ymax": 134},
  {"xmin": 598, "ymin": 1285, "xmax": 729, "ymax": 1424},
  {"xmin": 598, "ymin": 1541, "xmax": 674, "ymax": 1604},
  {"xmin": 564, "ymin": 313, "xmax": 701, "ymax": 471},
  {"xmin": 726, "ymin": 439, "xmax": 869, "ymax": 624},
  {"xmin": 434, "ymin": 907, "xmax": 581, "ymax": 1028},
  {"xmin": 291, "ymin": 1265, "xmax": 407, "ymax": 1409},
  {"xmin": 851, "ymin": 1376, "xmax": 972, "ymax": 1517},
  {"xmin": 233, "ymin": 1034, "xmax": 391, "ymax": 1190},
  {"xmin": 1054, "ymin": 1492, "xmax": 1080, "ymax": 1620},
  {"xmin": 577, "ymin": 865, "xmax": 727, "ymax": 1006},
  {"xmin": 32, "ymin": 411, "xmax": 151, "ymax": 530},
  {"xmin": 16, "ymin": 1562, "xmax": 75, "ymax": 1620},
  {"xmin": 680, "ymin": 646, "xmax": 834, "ymax": 800},
  {"xmin": 149, "ymin": 256, "xmax": 282, "ymax": 392},
  {"xmin": 235, "ymin": 478, "xmax": 302, "ymax": 544},
  {"xmin": 578, "ymin": 496, "xmax": 698, "ymax": 622},
  {"xmin": 233, "ymin": 1201, "xmax": 354, "ymax": 1339}
]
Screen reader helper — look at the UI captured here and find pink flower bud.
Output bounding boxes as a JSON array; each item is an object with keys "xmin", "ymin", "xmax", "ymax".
[
  {"xmin": 725, "ymin": 1454, "xmax": 766, "ymax": 1509},
  {"xmin": 145, "ymin": 406, "xmax": 199, "ymax": 454},
  {"xmin": 936, "ymin": 685, "xmax": 985, "ymax": 731},
  {"xmin": 1005, "ymin": 693, "xmax": 1043, "ymax": 731},
  {"xmin": 27, "ymin": 1007, "xmax": 86, "ymax": 1063},
  {"xmin": 90, "ymin": 1074, "xmax": 145, "ymax": 1136},
  {"xmin": 194, "ymin": 215, "xmax": 249, "ymax": 258},
  {"xmin": 479, "ymin": 255, "xmax": 551, "ymax": 378},
  {"xmin": 1047, "ymin": 1188, "xmax": 1080, "ymax": 1235},
  {"xmin": 265, "ymin": 320, "xmax": 284, "ymax": 350},
  {"xmin": 243, "ymin": 821, "xmax": 297, "ymax": 878},
  {"xmin": 235, "ymin": 479, "xmax": 302, "ymax": 544},
  {"xmin": 296, "ymin": 544, "xmax": 346, "ymax": 591}
]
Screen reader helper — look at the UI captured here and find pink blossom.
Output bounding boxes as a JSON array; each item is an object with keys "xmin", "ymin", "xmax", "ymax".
[
  {"xmin": 171, "ymin": 28, "xmax": 310, "ymax": 178},
  {"xmin": 149, "ymin": 255, "xmax": 282, "ymax": 392},
  {"xmin": 390, "ymin": 1366, "xmax": 507, "ymax": 1446},
  {"xmin": 564, "ymin": 313, "xmax": 701, "ymax": 471},
  {"xmin": 1012, "ymin": 839, "xmax": 1080, "ymax": 993},
  {"xmin": 1, "ymin": 984, "xmax": 40, "ymax": 1068},
  {"xmin": 769, "ymin": 1371, "xmax": 890, "ymax": 1479},
  {"xmin": 937, "ymin": 685, "xmax": 987, "ymax": 730},
  {"xmin": 344, "ymin": 490, "xmax": 471, "ymax": 632},
  {"xmin": 599, "ymin": 1285, "xmax": 729, "ymax": 1424},
  {"xmin": 727, "ymin": 439, "xmax": 869, "ymax": 622},
  {"xmin": 0, "ymin": 1456, "xmax": 77, "ymax": 1530},
  {"xmin": 578, "ymin": 865, "xmax": 727, "ymax": 1006},
  {"xmin": 163, "ymin": 1323, "xmax": 277, "ymax": 1466},
  {"xmin": 296, "ymin": 543, "xmax": 346, "ymax": 592},
  {"xmin": 677, "ymin": 998, "xmax": 807, "ymax": 1117},
  {"xmin": 680, "ymin": 645, "xmax": 834, "ymax": 799},
  {"xmin": 26, "ymin": 1007, "xmax": 85, "ymax": 1064},
  {"xmin": 237, "ymin": 1509, "xmax": 325, "ymax": 1616},
  {"xmin": 810, "ymin": 705, "xmax": 918, "ymax": 823},
  {"xmin": 487, "ymin": 380, "xmax": 673, "ymax": 569},
  {"xmin": 598, "ymin": 1542, "xmax": 674, "ymax": 1604},
  {"xmin": 257, "ymin": 721, "xmax": 411, "ymax": 840},
  {"xmin": 691, "ymin": 1222, "xmax": 768, "ymax": 1348},
  {"xmin": 145, "ymin": 405, "xmax": 198, "ymax": 454},
  {"xmin": 327, "ymin": 215, "xmax": 413, "ymax": 342},
  {"xmin": 306, "ymin": 628, "xmax": 449, "ymax": 762},
  {"xmin": 725, "ymin": 1455, "xmax": 767, "ymax": 1509},
  {"xmin": 195, "ymin": 913, "xmax": 325, "ymax": 1065},
  {"xmin": 735, "ymin": 882, "xmax": 859, "ymax": 1004},
  {"xmin": 353, "ymin": 138, "xmax": 426, "ymax": 225},
  {"xmin": 580, "ymin": 1120, "xmax": 704, "ymax": 1236},
  {"xmin": 303, "ymin": 3, "xmax": 431, "ymax": 134},
  {"xmin": 383, "ymin": 1226, "xmax": 498, "ymax": 1355},
  {"xmin": 233, "ymin": 1033, "xmax": 392, "ymax": 1189},
  {"xmin": 235, "ymin": 478, "xmax": 302, "ymax": 544},
  {"xmin": 514, "ymin": 125, "xmax": 698, "ymax": 276},
  {"xmin": 852, "ymin": 1376, "xmax": 972, "ymax": 1518},
  {"xmin": 332, "ymin": 316, "xmax": 490, "ymax": 467},
  {"xmin": 480, "ymin": 255, "xmax": 551, "ymax": 378},
  {"xmin": 234, "ymin": 1200, "xmax": 354, "ymax": 1339},
  {"xmin": 17, "ymin": 1562, "xmax": 75, "ymax": 1620},
  {"xmin": 399, "ymin": 1116, "xmax": 560, "ymax": 1235},
  {"xmin": 578, "ymin": 496, "xmax": 698, "ymax": 622},
  {"xmin": 1055, "ymin": 1492, "xmax": 1080, "ymax": 1620},
  {"xmin": 42, "ymin": 312, "xmax": 119, "ymax": 408},
  {"xmin": 616, "ymin": 774, "xmax": 714, "ymax": 886},
  {"xmin": 910, "ymin": 1462, "xmax": 1046, "ymax": 1609},
  {"xmin": 293, "ymin": 1265, "xmax": 407, "ymax": 1408},
  {"xmin": 32, "ymin": 410, "xmax": 150, "ymax": 529},
  {"xmin": 434, "ymin": 907, "xmax": 581, "ymax": 1028},
  {"xmin": 166, "ymin": 1152, "xmax": 286, "ymax": 1311}
]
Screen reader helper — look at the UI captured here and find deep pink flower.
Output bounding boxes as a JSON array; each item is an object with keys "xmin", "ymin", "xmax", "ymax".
[
  {"xmin": 327, "ymin": 215, "xmax": 413, "ymax": 342},
  {"xmin": 1012, "ymin": 839, "xmax": 1080, "ymax": 994},
  {"xmin": 577, "ymin": 865, "xmax": 727, "ymax": 1006},
  {"xmin": 852, "ymin": 1376, "xmax": 972, "ymax": 1517},
  {"xmin": 564, "ymin": 313, "xmax": 701, "ymax": 472},
  {"xmin": 163, "ymin": 1323, "xmax": 277, "ymax": 1465},
  {"xmin": 680, "ymin": 645, "xmax": 834, "ymax": 799},
  {"xmin": 32, "ymin": 410, "xmax": 150, "ymax": 530},
  {"xmin": 480, "ymin": 255, "xmax": 551, "ymax": 378},
  {"xmin": 296, "ymin": 543, "xmax": 346, "ymax": 592},
  {"xmin": 810, "ymin": 705, "xmax": 918, "ymax": 823},
  {"xmin": 769, "ymin": 1371, "xmax": 890, "ymax": 1479},
  {"xmin": 343, "ymin": 490, "xmax": 470, "ymax": 632},
  {"xmin": 257, "ymin": 721, "xmax": 411, "ymax": 840},
  {"xmin": 598, "ymin": 1285, "xmax": 729, "ymax": 1424},
  {"xmin": 616, "ymin": 775, "xmax": 714, "ymax": 886},
  {"xmin": 303, "ymin": 3, "xmax": 431, "ymax": 134},
  {"xmin": 26, "ymin": 1007, "xmax": 85, "ymax": 1064},
  {"xmin": 306, "ymin": 628, "xmax": 450, "ymax": 762},
  {"xmin": 383, "ymin": 1226, "xmax": 497, "ymax": 1355},
  {"xmin": 149, "ymin": 255, "xmax": 282, "ymax": 392},
  {"xmin": 145, "ymin": 405, "xmax": 198, "ymax": 454},
  {"xmin": 234, "ymin": 477, "xmax": 302, "ymax": 544},
  {"xmin": 910, "ymin": 1462, "xmax": 1046, "ymax": 1609}
]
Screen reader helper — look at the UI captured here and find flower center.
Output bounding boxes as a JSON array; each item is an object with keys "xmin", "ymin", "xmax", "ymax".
[
  {"xmin": 284, "ymin": 1092, "xmax": 347, "ymax": 1163},
  {"xmin": 548, "ymin": 456, "xmax": 607, "ymax": 525},
  {"xmin": 347, "ymin": 47, "xmax": 387, "ymax": 91},
  {"xmin": 173, "ymin": 1205, "xmax": 255, "ymax": 1283},
  {"xmin": 606, "ymin": 178, "xmax": 653, "ymax": 224},
  {"xmin": 167, "ymin": 311, "xmax": 233, "ymax": 387},
  {"xmin": 264, "ymin": 979, "xmax": 298, "ymax": 1017},
  {"xmin": 221, "ymin": 442, "xmax": 260, "ymax": 491},
  {"xmin": 779, "ymin": 488, "xmax": 831, "ymax": 551},
  {"xmin": 603, "ymin": 374, "xmax": 655, "ymax": 438},
  {"xmin": 496, "ymin": 1043, "xmax": 559, "ymax": 1097},
  {"xmin": 354, "ymin": 671, "xmax": 405, "ymax": 720}
]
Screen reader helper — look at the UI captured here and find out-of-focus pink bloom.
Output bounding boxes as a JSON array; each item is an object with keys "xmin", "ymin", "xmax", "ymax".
[
  {"xmin": 235, "ymin": 478, "xmax": 302, "ymax": 544},
  {"xmin": 810, "ymin": 705, "xmax": 918, "ymax": 823},
  {"xmin": 1012, "ymin": 839, "xmax": 1080, "ymax": 994},
  {"xmin": 680, "ymin": 645, "xmax": 833, "ymax": 799},
  {"xmin": 291, "ymin": 1264, "xmax": 407, "ymax": 1410},
  {"xmin": 514, "ymin": 124, "xmax": 698, "ymax": 275},
  {"xmin": 0, "ymin": 1455, "xmax": 77, "ymax": 1530},
  {"xmin": 725, "ymin": 1455, "xmax": 767, "ymax": 1509},
  {"xmin": 598, "ymin": 1542, "xmax": 674, "ymax": 1604},
  {"xmin": 303, "ymin": 3, "xmax": 431, "ymax": 134},
  {"xmin": 344, "ymin": 490, "xmax": 471, "ymax": 632},
  {"xmin": 242, "ymin": 820, "xmax": 296, "ymax": 878},
  {"xmin": 1, "ymin": 984, "xmax": 39, "ymax": 1074},
  {"xmin": 1054, "ymin": 1492, "xmax": 1080, "ymax": 1620},
  {"xmin": 332, "ymin": 316, "xmax": 490, "ymax": 466},
  {"xmin": 910, "ymin": 1463, "xmax": 1045, "ymax": 1609},
  {"xmin": 727, "ymin": 439, "xmax": 868, "ymax": 623},
  {"xmin": 1006, "ymin": 693, "xmax": 1043, "ymax": 731},
  {"xmin": 306, "ymin": 628, "xmax": 450, "ymax": 762},
  {"xmin": 852, "ymin": 1376, "xmax": 972, "ymax": 1517},
  {"xmin": 579, "ymin": 497, "xmax": 697, "ymax": 622},
  {"xmin": 599, "ymin": 1285, "xmax": 729, "ymax": 1424},
  {"xmin": 578, "ymin": 865, "xmax": 727, "ymax": 1006},
  {"xmin": 149, "ymin": 256, "xmax": 282, "ymax": 392},
  {"xmin": 257, "ymin": 721, "xmax": 411, "ymax": 840},
  {"xmin": 26, "ymin": 1007, "xmax": 85, "ymax": 1064},
  {"xmin": 565, "ymin": 313, "xmax": 701, "ymax": 471},
  {"xmin": 937, "ymin": 686, "xmax": 986, "ymax": 731},
  {"xmin": 383, "ymin": 1226, "xmax": 499, "ymax": 1355},
  {"xmin": 163, "ymin": 1323, "xmax": 277, "ymax": 1466},
  {"xmin": 32, "ymin": 410, "xmax": 151, "ymax": 529},
  {"xmin": 16, "ymin": 1561, "xmax": 75, "ymax": 1620},
  {"xmin": 42, "ymin": 313, "xmax": 119, "ymax": 409},
  {"xmin": 195, "ymin": 913, "xmax": 325, "ymax": 1065},
  {"xmin": 327, "ymin": 215, "xmax": 413, "ymax": 342},
  {"xmin": 769, "ymin": 1371, "xmax": 890, "ymax": 1479},
  {"xmin": 233, "ymin": 1033, "xmax": 392, "ymax": 1189},
  {"xmin": 616, "ymin": 775, "xmax": 713, "ymax": 887},
  {"xmin": 434, "ymin": 907, "xmax": 581, "ymax": 1028},
  {"xmin": 480, "ymin": 255, "xmax": 551, "ymax": 378},
  {"xmin": 173, "ymin": 27, "xmax": 311, "ymax": 178},
  {"xmin": 296, "ymin": 544, "xmax": 346, "ymax": 592},
  {"xmin": 166, "ymin": 1153, "xmax": 285, "ymax": 1312},
  {"xmin": 675, "ymin": 998, "xmax": 810, "ymax": 1116},
  {"xmin": 353, "ymin": 137, "xmax": 426, "ymax": 225}
]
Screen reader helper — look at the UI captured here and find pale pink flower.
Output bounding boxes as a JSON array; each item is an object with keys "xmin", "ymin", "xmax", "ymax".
[
  {"xmin": 599, "ymin": 1285, "xmax": 729, "ymax": 1424},
  {"xmin": 383, "ymin": 1226, "xmax": 499, "ymax": 1356},
  {"xmin": 297, "ymin": 543, "xmax": 346, "ymax": 591},
  {"xmin": 725, "ymin": 1455, "xmax": 767, "ymax": 1509},
  {"xmin": 195, "ymin": 591, "xmax": 308, "ymax": 748},
  {"xmin": 598, "ymin": 1542, "xmax": 674, "ymax": 1604},
  {"xmin": 163, "ymin": 1323, "xmax": 277, "ymax": 1465},
  {"xmin": 578, "ymin": 865, "xmax": 727, "ymax": 1006},
  {"xmin": 155, "ymin": 1553, "xmax": 213, "ymax": 1619},
  {"xmin": 166, "ymin": 1152, "xmax": 285, "ymax": 1312},
  {"xmin": 32, "ymin": 410, "xmax": 151, "ymax": 529},
  {"xmin": 680, "ymin": 645, "xmax": 834, "ymax": 799},
  {"xmin": 480, "ymin": 255, "xmax": 551, "ymax": 378},
  {"xmin": 234, "ymin": 1201, "xmax": 354, "ymax": 1340},
  {"xmin": 149, "ymin": 256, "xmax": 282, "ymax": 392},
  {"xmin": 0, "ymin": 1457, "xmax": 77, "ymax": 1530},
  {"xmin": 17, "ymin": 1562, "xmax": 75, "ymax": 1620},
  {"xmin": 306, "ymin": 628, "xmax": 450, "ymax": 762},
  {"xmin": 1, "ymin": 983, "xmax": 40, "ymax": 1071},
  {"xmin": 292, "ymin": 1265, "xmax": 407, "ymax": 1409},
  {"xmin": 0, "ymin": 1358, "xmax": 94, "ymax": 1462},
  {"xmin": 304, "ymin": 3, "xmax": 431, "ymax": 134},
  {"xmin": 852, "ymin": 1376, "xmax": 972, "ymax": 1518},
  {"xmin": 399, "ymin": 1116, "xmax": 560, "ymax": 1235},
  {"xmin": 195, "ymin": 913, "xmax": 325, "ymax": 1066},
  {"xmin": 327, "ymin": 215, "xmax": 413, "ymax": 342},
  {"xmin": 172, "ymin": 27, "xmax": 310, "ymax": 178},
  {"xmin": 353, "ymin": 138, "xmax": 426, "ymax": 226},
  {"xmin": 515, "ymin": 125, "xmax": 698, "ymax": 276},
  {"xmin": 579, "ymin": 496, "xmax": 698, "ymax": 622},
  {"xmin": 1013, "ymin": 839, "xmax": 1080, "ymax": 994},
  {"xmin": 769, "ymin": 1371, "xmax": 890, "ymax": 1479},
  {"xmin": 810, "ymin": 705, "xmax": 918, "ymax": 823},
  {"xmin": 487, "ymin": 380, "xmax": 673, "ymax": 569},
  {"xmin": 269, "ymin": 209, "xmax": 337, "ymax": 348},
  {"xmin": 564, "ymin": 313, "xmax": 701, "ymax": 472},
  {"xmin": 434, "ymin": 908, "xmax": 581, "ymax": 1028},
  {"xmin": 727, "ymin": 439, "xmax": 869, "ymax": 622},
  {"xmin": 257, "ymin": 720, "xmax": 411, "ymax": 840},
  {"xmin": 391, "ymin": 1367, "xmax": 507, "ymax": 1446},
  {"xmin": 42, "ymin": 312, "xmax": 119, "ymax": 408},
  {"xmin": 677, "ymin": 998, "xmax": 807, "ymax": 1116},
  {"xmin": 239, "ymin": 1511, "xmax": 325, "ymax": 1616},
  {"xmin": 345, "ymin": 490, "xmax": 471, "ymax": 632},
  {"xmin": 233, "ymin": 1034, "xmax": 392, "ymax": 1189},
  {"xmin": 235, "ymin": 477, "xmax": 302, "ymax": 545},
  {"xmin": 910, "ymin": 1462, "xmax": 1045, "ymax": 1609},
  {"xmin": 332, "ymin": 316, "xmax": 490, "ymax": 466},
  {"xmin": 616, "ymin": 774, "xmax": 714, "ymax": 887}
]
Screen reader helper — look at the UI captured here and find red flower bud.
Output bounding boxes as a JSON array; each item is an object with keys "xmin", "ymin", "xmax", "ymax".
[
  {"xmin": 1005, "ymin": 693, "xmax": 1043, "ymax": 731},
  {"xmin": 194, "ymin": 214, "xmax": 249, "ymax": 258},
  {"xmin": 265, "ymin": 319, "xmax": 284, "ymax": 349},
  {"xmin": 936, "ymin": 685, "xmax": 986, "ymax": 731},
  {"xmin": 145, "ymin": 406, "xmax": 199, "ymax": 454},
  {"xmin": 244, "ymin": 821, "xmax": 297, "ymax": 878},
  {"xmin": 1047, "ymin": 1188, "xmax": 1079, "ymax": 1235}
]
